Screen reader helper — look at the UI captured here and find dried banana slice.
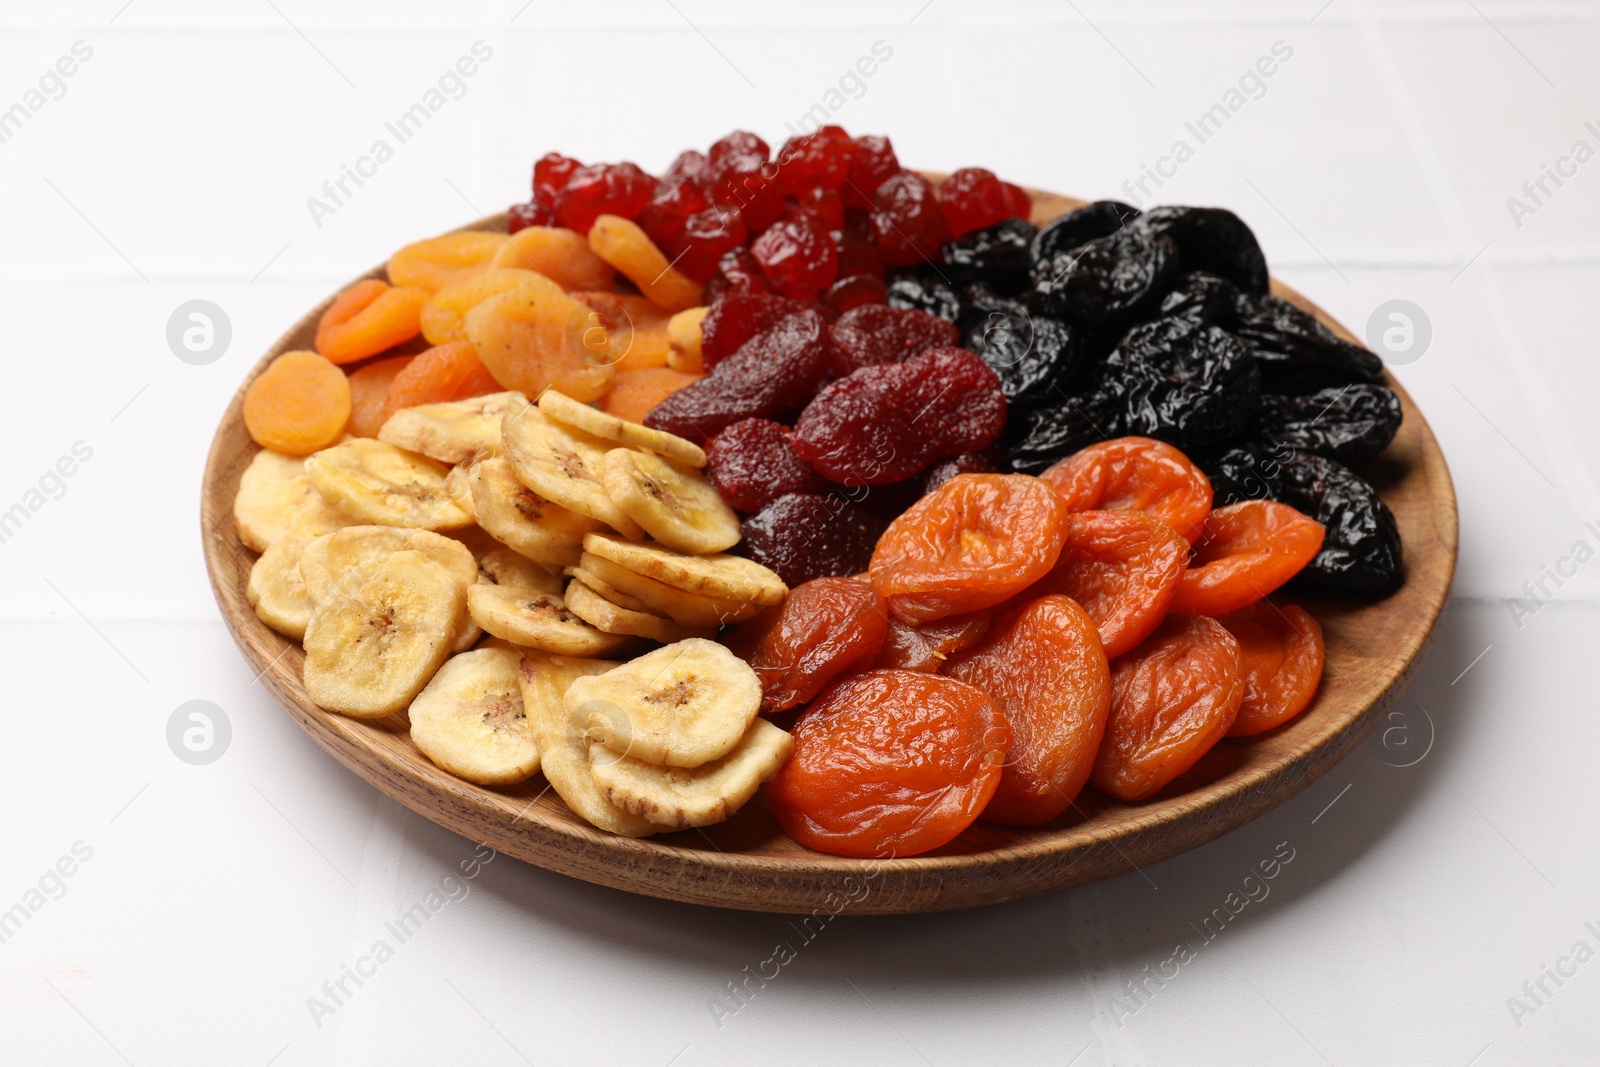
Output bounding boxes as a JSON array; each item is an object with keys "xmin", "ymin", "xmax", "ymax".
[
  {"xmin": 567, "ymin": 638, "xmax": 761, "ymax": 768},
  {"xmin": 478, "ymin": 545, "xmax": 563, "ymax": 596},
  {"xmin": 305, "ymin": 438, "xmax": 471, "ymax": 530},
  {"xmin": 299, "ymin": 525, "xmax": 477, "ymax": 605},
  {"xmin": 234, "ymin": 449, "xmax": 315, "ymax": 552},
  {"xmin": 464, "ymin": 455, "xmax": 601, "ymax": 570},
  {"xmin": 244, "ymin": 497, "xmax": 356, "ymax": 639},
  {"xmin": 408, "ymin": 647, "xmax": 537, "ymax": 785},
  {"xmin": 590, "ymin": 718, "xmax": 792, "ymax": 829},
  {"xmin": 537, "ymin": 389, "xmax": 705, "ymax": 467},
  {"xmin": 564, "ymin": 577, "xmax": 710, "ymax": 643},
  {"xmin": 582, "ymin": 533, "xmax": 786, "ymax": 607},
  {"xmin": 500, "ymin": 406, "xmax": 643, "ymax": 539},
  {"xmin": 303, "ymin": 550, "xmax": 466, "ymax": 718},
  {"xmin": 518, "ymin": 653, "xmax": 656, "ymax": 837},
  {"xmin": 577, "ymin": 552, "xmax": 759, "ymax": 628},
  {"xmin": 376, "ymin": 391, "xmax": 528, "ymax": 465},
  {"xmin": 601, "ymin": 448, "xmax": 740, "ymax": 554},
  {"xmin": 466, "ymin": 582, "xmax": 631, "ymax": 657},
  {"xmin": 566, "ymin": 563, "xmax": 651, "ymax": 614}
]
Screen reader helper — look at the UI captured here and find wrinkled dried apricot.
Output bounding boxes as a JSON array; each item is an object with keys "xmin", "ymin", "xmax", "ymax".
[
  {"xmin": 1091, "ymin": 614, "xmax": 1243, "ymax": 802},
  {"xmin": 1042, "ymin": 436, "xmax": 1214, "ymax": 543},
  {"xmin": 345, "ymin": 354, "xmax": 414, "ymax": 437},
  {"xmin": 946, "ymin": 595, "xmax": 1111, "ymax": 825},
  {"xmin": 488, "ymin": 226, "xmax": 615, "ymax": 292},
  {"xmin": 872, "ymin": 610, "xmax": 992, "ymax": 672},
  {"xmin": 1218, "ymin": 601, "xmax": 1325, "ymax": 736},
  {"xmin": 379, "ymin": 342, "xmax": 502, "ymax": 424},
  {"xmin": 766, "ymin": 670, "xmax": 1008, "ymax": 857},
  {"xmin": 587, "ymin": 214, "xmax": 704, "ymax": 312},
  {"xmin": 315, "ymin": 279, "xmax": 430, "ymax": 365},
  {"xmin": 388, "ymin": 231, "xmax": 505, "ymax": 293},
  {"xmin": 464, "ymin": 276, "xmax": 613, "ymax": 401},
  {"xmin": 601, "ymin": 367, "xmax": 704, "ymax": 423},
  {"xmin": 727, "ymin": 577, "xmax": 890, "ymax": 714},
  {"xmin": 420, "ymin": 268, "xmax": 542, "ymax": 346},
  {"xmin": 1020, "ymin": 510, "xmax": 1189, "ymax": 659},
  {"xmin": 870, "ymin": 473, "xmax": 1068, "ymax": 625},
  {"xmin": 574, "ymin": 292, "xmax": 672, "ymax": 371},
  {"xmin": 1171, "ymin": 500, "xmax": 1325, "ymax": 616},
  {"xmin": 243, "ymin": 350, "xmax": 351, "ymax": 454}
]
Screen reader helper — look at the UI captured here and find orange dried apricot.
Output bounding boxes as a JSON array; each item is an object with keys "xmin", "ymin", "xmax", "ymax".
[
  {"xmin": 766, "ymin": 670, "xmax": 1008, "ymax": 857},
  {"xmin": 1218, "ymin": 601, "xmax": 1325, "ymax": 736},
  {"xmin": 315, "ymin": 279, "xmax": 430, "ymax": 365},
  {"xmin": 388, "ymin": 231, "xmax": 505, "ymax": 293},
  {"xmin": 667, "ymin": 306, "xmax": 707, "ymax": 373},
  {"xmin": 1019, "ymin": 510, "xmax": 1189, "ymax": 659},
  {"xmin": 1090, "ymin": 614, "xmax": 1244, "ymax": 802},
  {"xmin": 946, "ymin": 595, "xmax": 1111, "ymax": 825},
  {"xmin": 379, "ymin": 342, "xmax": 502, "ymax": 424},
  {"xmin": 587, "ymin": 214, "xmax": 704, "ymax": 312},
  {"xmin": 573, "ymin": 292, "xmax": 672, "ymax": 371},
  {"xmin": 872, "ymin": 610, "xmax": 992, "ymax": 672},
  {"xmin": 345, "ymin": 354, "xmax": 414, "ymax": 437},
  {"xmin": 727, "ymin": 577, "xmax": 890, "ymax": 714},
  {"xmin": 1042, "ymin": 436, "xmax": 1214, "ymax": 543},
  {"xmin": 463, "ymin": 276, "xmax": 614, "ymax": 402},
  {"xmin": 243, "ymin": 350, "xmax": 351, "ymax": 454},
  {"xmin": 601, "ymin": 367, "xmax": 704, "ymax": 424},
  {"xmin": 420, "ymin": 268, "xmax": 542, "ymax": 346},
  {"xmin": 869, "ymin": 473, "xmax": 1068, "ymax": 625},
  {"xmin": 1170, "ymin": 500, "xmax": 1325, "ymax": 616},
  {"xmin": 489, "ymin": 226, "xmax": 615, "ymax": 292}
]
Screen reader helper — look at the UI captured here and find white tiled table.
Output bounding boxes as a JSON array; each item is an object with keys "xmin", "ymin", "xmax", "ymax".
[{"xmin": 2, "ymin": 2, "xmax": 1597, "ymax": 1063}]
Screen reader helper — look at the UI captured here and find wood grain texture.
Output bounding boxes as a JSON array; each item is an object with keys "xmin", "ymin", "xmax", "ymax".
[{"xmin": 200, "ymin": 184, "xmax": 1457, "ymax": 914}]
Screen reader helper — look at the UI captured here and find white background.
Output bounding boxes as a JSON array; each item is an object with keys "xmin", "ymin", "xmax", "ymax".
[{"xmin": 1, "ymin": 1, "xmax": 1597, "ymax": 1063}]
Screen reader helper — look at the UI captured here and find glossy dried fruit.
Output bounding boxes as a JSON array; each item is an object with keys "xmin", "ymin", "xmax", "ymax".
[
  {"xmin": 793, "ymin": 347, "xmax": 1007, "ymax": 485},
  {"xmin": 1031, "ymin": 199, "xmax": 1139, "ymax": 261},
  {"xmin": 1232, "ymin": 291, "xmax": 1384, "ymax": 392},
  {"xmin": 870, "ymin": 473, "xmax": 1068, "ymax": 625},
  {"xmin": 344, "ymin": 355, "xmax": 414, "ymax": 438},
  {"xmin": 1217, "ymin": 601, "xmax": 1325, "ymax": 736},
  {"xmin": 1033, "ymin": 226, "xmax": 1176, "ymax": 324},
  {"xmin": 315, "ymin": 279, "xmax": 429, "ymax": 365},
  {"xmin": 664, "ymin": 149, "xmax": 712, "ymax": 186},
  {"xmin": 1091, "ymin": 614, "xmax": 1244, "ymax": 802},
  {"xmin": 601, "ymin": 367, "xmax": 704, "ymax": 424},
  {"xmin": 388, "ymin": 232, "xmax": 505, "ymax": 293},
  {"xmin": 1172, "ymin": 500, "xmax": 1325, "ymax": 615},
  {"xmin": 1107, "ymin": 317, "xmax": 1261, "ymax": 452},
  {"xmin": 636, "ymin": 175, "xmax": 713, "ymax": 256},
  {"xmin": 488, "ymin": 226, "xmax": 616, "ymax": 292},
  {"xmin": 421, "ymin": 268, "xmax": 543, "ymax": 346},
  {"xmin": 963, "ymin": 304, "xmax": 1084, "ymax": 412},
  {"xmin": 886, "ymin": 271, "xmax": 963, "ymax": 322},
  {"xmin": 1157, "ymin": 270, "xmax": 1240, "ymax": 327},
  {"xmin": 740, "ymin": 492, "xmax": 887, "ymax": 587},
  {"xmin": 751, "ymin": 215, "xmax": 839, "ymax": 300},
  {"xmin": 869, "ymin": 172, "xmax": 950, "ymax": 266},
  {"xmin": 776, "ymin": 125, "xmax": 853, "ymax": 193},
  {"xmin": 728, "ymin": 577, "xmax": 890, "ymax": 714},
  {"xmin": 572, "ymin": 291, "xmax": 672, "ymax": 371},
  {"xmin": 699, "ymin": 293, "xmax": 813, "ymax": 369},
  {"xmin": 939, "ymin": 167, "xmax": 1028, "ymax": 238},
  {"xmin": 378, "ymin": 342, "xmax": 500, "ymax": 424},
  {"xmin": 765, "ymin": 669, "xmax": 1008, "ymax": 857},
  {"xmin": 554, "ymin": 161, "xmax": 656, "ymax": 234},
  {"xmin": 1276, "ymin": 451, "xmax": 1403, "ymax": 596},
  {"xmin": 244, "ymin": 350, "xmax": 351, "ymax": 454},
  {"xmin": 1021, "ymin": 510, "xmax": 1188, "ymax": 658},
  {"xmin": 1002, "ymin": 377, "xmax": 1127, "ymax": 475},
  {"xmin": 1041, "ymin": 436, "xmax": 1214, "ymax": 543},
  {"xmin": 586, "ymin": 214, "xmax": 703, "ymax": 312},
  {"xmin": 532, "ymin": 152, "xmax": 583, "ymax": 206},
  {"xmin": 941, "ymin": 217, "xmax": 1038, "ymax": 295},
  {"xmin": 1131, "ymin": 205, "xmax": 1268, "ymax": 294},
  {"xmin": 872, "ymin": 610, "xmax": 991, "ymax": 673},
  {"xmin": 946, "ymin": 595, "xmax": 1111, "ymax": 825},
  {"xmin": 644, "ymin": 309, "xmax": 831, "ymax": 444},
  {"xmin": 834, "ymin": 225, "xmax": 886, "ymax": 280},
  {"xmin": 705, "ymin": 418, "xmax": 824, "ymax": 513},
  {"xmin": 842, "ymin": 133, "xmax": 900, "ymax": 209},
  {"xmin": 508, "ymin": 200, "xmax": 557, "ymax": 232},
  {"xmin": 791, "ymin": 186, "xmax": 845, "ymax": 229},
  {"xmin": 918, "ymin": 452, "xmax": 996, "ymax": 496},
  {"xmin": 674, "ymin": 207, "xmax": 749, "ymax": 284},
  {"xmin": 1254, "ymin": 384, "xmax": 1402, "ymax": 467},
  {"xmin": 464, "ymin": 275, "xmax": 614, "ymax": 402},
  {"xmin": 828, "ymin": 303, "xmax": 960, "ymax": 377},
  {"xmin": 822, "ymin": 272, "xmax": 889, "ymax": 314}
]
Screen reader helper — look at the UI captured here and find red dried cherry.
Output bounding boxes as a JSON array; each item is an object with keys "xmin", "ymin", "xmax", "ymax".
[
  {"xmin": 664, "ymin": 149, "xmax": 712, "ymax": 186},
  {"xmin": 705, "ymin": 248, "xmax": 773, "ymax": 300},
  {"xmin": 532, "ymin": 152, "xmax": 582, "ymax": 206},
  {"xmin": 751, "ymin": 216, "xmax": 839, "ymax": 300},
  {"xmin": 636, "ymin": 175, "xmax": 712, "ymax": 255},
  {"xmin": 507, "ymin": 200, "xmax": 556, "ymax": 233},
  {"xmin": 672, "ymin": 207, "xmax": 747, "ymax": 283},
  {"xmin": 776, "ymin": 125, "xmax": 853, "ymax": 193},
  {"xmin": 870, "ymin": 172, "xmax": 950, "ymax": 265},
  {"xmin": 554, "ymin": 161, "xmax": 657, "ymax": 234},
  {"xmin": 822, "ymin": 273, "xmax": 889, "ymax": 314},
  {"xmin": 939, "ymin": 167, "xmax": 1027, "ymax": 238},
  {"xmin": 843, "ymin": 133, "xmax": 900, "ymax": 208}
]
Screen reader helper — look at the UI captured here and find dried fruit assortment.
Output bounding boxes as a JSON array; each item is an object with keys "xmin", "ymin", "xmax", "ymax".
[{"xmin": 232, "ymin": 129, "xmax": 1407, "ymax": 862}]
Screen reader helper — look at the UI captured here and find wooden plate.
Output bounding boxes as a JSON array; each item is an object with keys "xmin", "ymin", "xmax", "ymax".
[{"xmin": 201, "ymin": 185, "xmax": 1457, "ymax": 914}]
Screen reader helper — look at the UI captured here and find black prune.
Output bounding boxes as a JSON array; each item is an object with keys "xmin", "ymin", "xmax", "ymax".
[
  {"xmin": 1198, "ymin": 442, "xmax": 1290, "ymax": 506},
  {"xmin": 1002, "ymin": 377, "xmax": 1126, "ymax": 474},
  {"xmin": 963, "ymin": 300, "xmax": 1085, "ymax": 411},
  {"xmin": 1131, "ymin": 205, "xmax": 1268, "ymax": 294},
  {"xmin": 1255, "ymin": 384, "xmax": 1402, "ymax": 467},
  {"xmin": 739, "ymin": 492, "xmax": 887, "ymax": 586},
  {"xmin": 941, "ymin": 218, "xmax": 1038, "ymax": 295},
  {"xmin": 1033, "ymin": 227, "xmax": 1178, "ymax": 324},
  {"xmin": 1107, "ymin": 317, "xmax": 1260, "ymax": 451},
  {"xmin": 886, "ymin": 270, "xmax": 964, "ymax": 323},
  {"xmin": 1276, "ymin": 452, "xmax": 1403, "ymax": 596},
  {"xmin": 1158, "ymin": 271, "xmax": 1241, "ymax": 327},
  {"xmin": 1233, "ymin": 291, "xmax": 1384, "ymax": 392},
  {"xmin": 1032, "ymin": 200, "xmax": 1141, "ymax": 261}
]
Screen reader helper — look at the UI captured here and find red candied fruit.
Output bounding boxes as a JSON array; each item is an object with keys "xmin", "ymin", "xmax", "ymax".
[
  {"xmin": 644, "ymin": 310, "xmax": 831, "ymax": 444},
  {"xmin": 672, "ymin": 208, "xmax": 748, "ymax": 284},
  {"xmin": 709, "ymin": 132, "xmax": 784, "ymax": 232},
  {"xmin": 709, "ymin": 129, "xmax": 771, "ymax": 170},
  {"xmin": 822, "ymin": 273, "xmax": 889, "ymax": 314},
  {"xmin": 636, "ymin": 175, "xmax": 712, "ymax": 254},
  {"xmin": 705, "ymin": 248, "xmax": 772, "ymax": 300},
  {"xmin": 792, "ymin": 346, "xmax": 1007, "ymax": 485},
  {"xmin": 870, "ymin": 171, "xmax": 951, "ymax": 266},
  {"xmin": 705, "ymin": 418, "xmax": 825, "ymax": 513},
  {"xmin": 939, "ymin": 167, "xmax": 1031, "ymax": 238},
  {"xmin": 776, "ymin": 125, "xmax": 854, "ymax": 194},
  {"xmin": 740, "ymin": 492, "xmax": 889, "ymax": 588},
  {"xmin": 843, "ymin": 134, "xmax": 900, "ymax": 209},
  {"xmin": 829, "ymin": 304, "xmax": 961, "ymax": 377},
  {"xmin": 791, "ymin": 186, "xmax": 845, "ymax": 230},
  {"xmin": 700, "ymin": 293, "xmax": 814, "ymax": 369},
  {"xmin": 664, "ymin": 149, "xmax": 713, "ymax": 186},
  {"xmin": 533, "ymin": 152, "xmax": 582, "ymax": 206},
  {"xmin": 834, "ymin": 226, "xmax": 886, "ymax": 279},
  {"xmin": 554, "ymin": 161, "xmax": 657, "ymax": 234},
  {"xmin": 507, "ymin": 200, "xmax": 556, "ymax": 233},
  {"xmin": 751, "ymin": 215, "xmax": 839, "ymax": 300}
]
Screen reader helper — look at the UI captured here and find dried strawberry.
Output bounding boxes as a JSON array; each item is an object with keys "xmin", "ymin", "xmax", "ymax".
[
  {"xmin": 870, "ymin": 172, "xmax": 950, "ymax": 266},
  {"xmin": 822, "ymin": 273, "xmax": 889, "ymax": 314},
  {"xmin": 637, "ymin": 175, "xmax": 712, "ymax": 254},
  {"xmin": 752, "ymin": 215, "xmax": 839, "ymax": 300},
  {"xmin": 532, "ymin": 152, "xmax": 582, "ymax": 206},
  {"xmin": 740, "ymin": 493, "xmax": 888, "ymax": 586},
  {"xmin": 700, "ymin": 293, "xmax": 815, "ymax": 369},
  {"xmin": 508, "ymin": 200, "xmax": 556, "ymax": 233},
  {"xmin": 939, "ymin": 167, "xmax": 1022, "ymax": 238},
  {"xmin": 664, "ymin": 149, "xmax": 713, "ymax": 186},
  {"xmin": 776, "ymin": 125, "xmax": 853, "ymax": 193},
  {"xmin": 705, "ymin": 248, "xmax": 773, "ymax": 300},
  {"xmin": 829, "ymin": 304, "xmax": 961, "ymax": 377},
  {"xmin": 843, "ymin": 133, "xmax": 900, "ymax": 209},
  {"xmin": 793, "ymin": 346, "xmax": 1007, "ymax": 484},
  {"xmin": 706, "ymin": 418, "xmax": 825, "ymax": 513},
  {"xmin": 554, "ymin": 161, "xmax": 657, "ymax": 233},
  {"xmin": 644, "ymin": 310, "xmax": 831, "ymax": 443}
]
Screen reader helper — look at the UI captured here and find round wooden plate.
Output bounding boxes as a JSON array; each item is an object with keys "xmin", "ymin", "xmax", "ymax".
[{"xmin": 201, "ymin": 184, "xmax": 1457, "ymax": 915}]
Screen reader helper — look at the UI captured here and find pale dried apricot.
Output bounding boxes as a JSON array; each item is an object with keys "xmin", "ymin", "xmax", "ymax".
[
  {"xmin": 667, "ymin": 306, "xmax": 707, "ymax": 373},
  {"xmin": 488, "ymin": 226, "xmax": 615, "ymax": 292},
  {"xmin": 379, "ymin": 342, "xmax": 502, "ymax": 423},
  {"xmin": 573, "ymin": 292, "xmax": 672, "ymax": 372},
  {"xmin": 420, "ymin": 268, "xmax": 542, "ymax": 346},
  {"xmin": 388, "ymin": 231, "xmax": 505, "ymax": 293},
  {"xmin": 587, "ymin": 214, "xmax": 704, "ymax": 312},
  {"xmin": 601, "ymin": 367, "xmax": 705, "ymax": 424},
  {"xmin": 243, "ymin": 350, "xmax": 351, "ymax": 454},
  {"xmin": 315, "ymin": 279, "xmax": 429, "ymax": 365},
  {"xmin": 345, "ymin": 354, "xmax": 414, "ymax": 437},
  {"xmin": 464, "ymin": 277, "xmax": 614, "ymax": 402}
]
